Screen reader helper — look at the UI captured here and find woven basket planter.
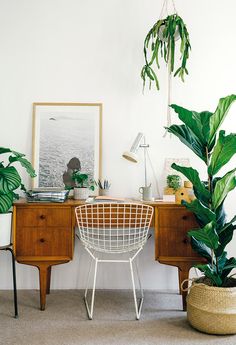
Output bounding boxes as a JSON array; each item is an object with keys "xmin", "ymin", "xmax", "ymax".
[{"xmin": 187, "ymin": 282, "xmax": 236, "ymax": 335}]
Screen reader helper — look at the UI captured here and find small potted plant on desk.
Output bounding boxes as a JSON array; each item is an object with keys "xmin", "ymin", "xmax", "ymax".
[
  {"xmin": 0, "ymin": 147, "xmax": 36, "ymax": 246},
  {"xmin": 72, "ymin": 170, "xmax": 95, "ymax": 200},
  {"xmin": 167, "ymin": 94, "xmax": 236, "ymax": 334}
]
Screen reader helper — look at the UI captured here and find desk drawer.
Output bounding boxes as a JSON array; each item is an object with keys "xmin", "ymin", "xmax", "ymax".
[
  {"xmin": 16, "ymin": 207, "xmax": 71, "ymax": 227},
  {"xmin": 16, "ymin": 227, "xmax": 72, "ymax": 256},
  {"xmin": 158, "ymin": 227, "xmax": 199, "ymax": 257},
  {"xmin": 158, "ymin": 208, "xmax": 197, "ymax": 228}
]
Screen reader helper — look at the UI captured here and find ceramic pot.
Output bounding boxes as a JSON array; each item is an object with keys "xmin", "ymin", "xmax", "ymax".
[
  {"xmin": 74, "ymin": 187, "xmax": 90, "ymax": 200},
  {"xmin": 0, "ymin": 212, "xmax": 12, "ymax": 246},
  {"xmin": 99, "ymin": 189, "xmax": 110, "ymax": 197}
]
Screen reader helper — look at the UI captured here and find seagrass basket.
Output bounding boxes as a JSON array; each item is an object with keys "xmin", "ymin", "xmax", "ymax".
[{"xmin": 187, "ymin": 282, "xmax": 236, "ymax": 334}]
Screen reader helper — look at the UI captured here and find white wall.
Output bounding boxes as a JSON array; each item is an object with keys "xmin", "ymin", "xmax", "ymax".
[{"xmin": 0, "ymin": 0, "xmax": 236, "ymax": 290}]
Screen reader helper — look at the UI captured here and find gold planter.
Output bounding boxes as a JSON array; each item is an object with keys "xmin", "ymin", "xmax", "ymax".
[{"xmin": 187, "ymin": 282, "xmax": 236, "ymax": 334}]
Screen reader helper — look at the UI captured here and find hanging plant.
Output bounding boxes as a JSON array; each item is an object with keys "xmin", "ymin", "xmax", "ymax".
[{"xmin": 141, "ymin": 13, "xmax": 191, "ymax": 90}]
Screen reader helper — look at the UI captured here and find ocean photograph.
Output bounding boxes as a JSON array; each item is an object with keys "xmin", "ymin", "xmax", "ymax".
[{"xmin": 38, "ymin": 111, "xmax": 96, "ymax": 187}]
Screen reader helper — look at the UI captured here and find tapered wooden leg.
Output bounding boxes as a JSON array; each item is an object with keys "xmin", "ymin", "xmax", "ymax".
[
  {"xmin": 178, "ymin": 264, "xmax": 191, "ymax": 311},
  {"xmin": 46, "ymin": 266, "xmax": 52, "ymax": 295},
  {"xmin": 38, "ymin": 264, "xmax": 48, "ymax": 311}
]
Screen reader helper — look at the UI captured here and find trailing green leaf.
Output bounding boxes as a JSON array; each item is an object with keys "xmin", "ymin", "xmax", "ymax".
[{"xmin": 142, "ymin": 14, "xmax": 191, "ymax": 91}]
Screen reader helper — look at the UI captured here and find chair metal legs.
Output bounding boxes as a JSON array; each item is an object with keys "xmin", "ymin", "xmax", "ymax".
[
  {"xmin": 83, "ymin": 247, "xmax": 144, "ymax": 320},
  {"xmin": 129, "ymin": 258, "xmax": 144, "ymax": 320},
  {"xmin": 1, "ymin": 247, "xmax": 18, "ymax": 318},
  {"xmin": 84, "ymin": 256, "xmax": 98, "ymax": 320}
]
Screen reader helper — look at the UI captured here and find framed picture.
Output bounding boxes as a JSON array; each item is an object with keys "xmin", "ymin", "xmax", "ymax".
[{"xmin": 32, "ymin": 103, "xmax": 102, "ymax": 188}]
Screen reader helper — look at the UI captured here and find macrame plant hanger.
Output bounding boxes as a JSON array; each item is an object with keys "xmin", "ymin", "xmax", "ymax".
[{"xmin": 159, "ymin": 0, "xmax": 178, "ymax": 137}]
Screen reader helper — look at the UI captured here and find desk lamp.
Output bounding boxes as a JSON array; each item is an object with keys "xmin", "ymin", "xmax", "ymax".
[{"xmin": 122, "ymin": 132, "xmax": 149, "ymax": 187}]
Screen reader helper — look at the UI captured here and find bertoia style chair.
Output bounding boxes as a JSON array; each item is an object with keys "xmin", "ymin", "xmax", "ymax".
[
  {"xmin": 0, "ymin": 244, "xmax": 18, "ymax": 318},
  {"xmin": 75, "ymin": 203, "xmax": 153, "ymax": 320}
]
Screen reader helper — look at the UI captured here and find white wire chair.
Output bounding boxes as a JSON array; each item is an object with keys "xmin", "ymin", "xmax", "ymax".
[{"xmin": 75, "ymin": 203, "xmax": 153, "ymax": 320}]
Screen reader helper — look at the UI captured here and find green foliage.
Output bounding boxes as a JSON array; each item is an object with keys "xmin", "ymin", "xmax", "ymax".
[
  {"xmin": 166, "ymin": 174, "xmax": 181, "ymax": 191},
  {"xmin": 72, "ymin": 170, "xmax": 95, "ymax": 191},
  {"xmin": 0, "ymin": 147, "xmax": 36, "ymax": 213},
  {"xmin": 141, "ymin": 14, "xmax": 191, "ymax": 91},
  {"xmin": 166, "ymin": 94, "xmax": 236, "ymax": 287}
]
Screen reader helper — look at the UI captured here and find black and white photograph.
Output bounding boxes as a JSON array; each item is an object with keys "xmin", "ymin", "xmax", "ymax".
[{"xmin": 33, "ymin": 103, "xmax": 102, "ymax": 188}]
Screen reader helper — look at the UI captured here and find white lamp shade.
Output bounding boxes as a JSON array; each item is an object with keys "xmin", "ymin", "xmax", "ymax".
[{"xmin": 122, "ymin": 151, "xmax": 139, "ymax": 163}]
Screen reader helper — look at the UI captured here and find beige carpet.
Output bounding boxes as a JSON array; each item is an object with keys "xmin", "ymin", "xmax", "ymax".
[{"xmin": 0, "ymin": 290, "xmax": 236, "ymax": 345}]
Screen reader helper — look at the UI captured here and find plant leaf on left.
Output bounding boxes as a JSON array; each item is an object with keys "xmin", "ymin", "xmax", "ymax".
[{"xmin": 0, "ymin": 147, "xmax": 36, "ymax": 213}]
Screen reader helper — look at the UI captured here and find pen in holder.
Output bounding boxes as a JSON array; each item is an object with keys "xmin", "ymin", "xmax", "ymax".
[{"xmin": 96, "ymin": 179, "xmax": 111, "ymax": 197}]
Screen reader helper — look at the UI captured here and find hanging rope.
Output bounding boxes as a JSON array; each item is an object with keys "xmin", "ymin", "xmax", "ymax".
[{"xmin": 159, "ymin": 0, "xmax": 177, "ymax": 137}]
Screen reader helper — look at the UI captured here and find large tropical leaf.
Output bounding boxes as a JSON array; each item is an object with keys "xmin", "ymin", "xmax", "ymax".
[
  {"xmin": 171, "ymin": 163, "xmax": 210, "ymax": 203},
  {"xmin": 170, "ymin": 104, "xmax": 212, "ymax": 145},
  {"xmin": 209, "ymin": 94, "xmax": 236, "ymax": 145},
  {"xmin": 0, "ymin": 147, "xmax": 12, "ymax": 155},
  {"xmin": 188, "ymin": 221, "xmax": 219, "ymax": 250},
  {"xmin": 216, "ymin": 224, "xmax": 235, "ymax": 256},
  {"xmin": 208, "ymin": 131, "xmax": 236, "ymax": 176},
  {"xmin": 190, "ymin": 237, "xmax": 212, "ymax": 262},
  {"xmin": 0, "ymin": 192, "xmax": 13, "ymax": 213},
  {"xmin": 218, "ymin": 215, "xmax": 236, "ymax": 234},
  {"xmin": 0, "ymin": 166, "xmax": 21, "ymax": 194},
  {"xmin": 166, "ymin": 124, "xmax": 207, "ymax": 162},
  {"xmin": 182, "ymin": 199, "xmax": 216, "ymax": 226},
  {"xmin": 212, "ymin": 169, "xmax": 236, "ymax": 210},
  {"xmin": 9, "ymin": 153, "xmax": 36, "ymax": 178}
]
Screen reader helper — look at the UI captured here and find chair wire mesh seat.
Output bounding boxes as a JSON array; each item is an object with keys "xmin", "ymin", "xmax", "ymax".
[{"xmin": 75, "ymin": 203, "xmax": 153, "ymax": 320}]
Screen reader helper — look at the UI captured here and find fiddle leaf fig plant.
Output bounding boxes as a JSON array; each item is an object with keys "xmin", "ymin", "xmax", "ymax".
[
  {"xmin": 0, "ymin": 147, "xmax": 36, "ymax": 213},
  {"xmin": 167, "ymin": 94, "xmax": 236, "ymax": 287},
  {"xmin": 141, "ymin": 14, "xmax": 191, "ymax": 90}
]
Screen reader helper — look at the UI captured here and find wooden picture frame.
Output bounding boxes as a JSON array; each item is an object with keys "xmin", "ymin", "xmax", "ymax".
[{"xmin": 32, "ymin": 103, "xmax": 102, "ymax": 188}]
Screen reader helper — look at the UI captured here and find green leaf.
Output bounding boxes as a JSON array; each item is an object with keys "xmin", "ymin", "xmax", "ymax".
[
  {"xmin": 9, "ymin": 154, "xmax": 36, "ymax": 178},
  {"xmin": 0, "ymin": 192, "xmax": 13, "ymax": 213},
  {"xmin": 196, "ymin": 264, "xmax": 222, "ymax": 286},
  {"xmin": 171, "ymin": 163, "xmax": 210, "ymax": 203},
  {"xmin": 218, "ymin": 215, "xmax": 236, "ymax": 234},
  {"xmin": 216, "ymin": 224, "xmax": 235, "ymax": 256},
  {"xmin": 221, "ymin": 257, "xmax": 236, "ymax": 283},
  {"xmin": 166, "ymin": 124, "xmax": 207, "ymax": 162},
  {"xmin": 208, "ymin": 131, "xmax": 236, "ymax": 175},
  {"xmin": 170, "ymin": 104, "xmax": 212, "ymax": 145},
  {"xmin": 209, "ymin": 94, "xmax": 236, "ymax": 145},
  {"xmin": 183, "ymin": 199, "xmax": 216, "ymax": 226},
  {"xmin": 0, "ymin": 147, "xmax": 12, "ymax": 155},
  {"xmin": 190, "ymin": 237, "xmax": 212, "ymax": 262},
  {"xmin": 188, "ymin": 221, "xmax": 219, "ymax": 250},
  {"xmin": 212, "ymin": 169, "xmax": 236, "ymax": 210},
  {"xmin": 0, "ymin": 166, "xmax": 21, "ymax": 194}
]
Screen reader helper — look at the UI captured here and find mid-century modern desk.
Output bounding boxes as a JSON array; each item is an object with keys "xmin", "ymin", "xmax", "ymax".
[{"xmin": 13, "ymin": 199, "xmax": 201, "ymax": 311}]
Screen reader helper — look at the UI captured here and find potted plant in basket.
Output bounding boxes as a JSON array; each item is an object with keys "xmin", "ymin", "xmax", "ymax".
[
  {"xmin": 166, "ymin": 94, "xmax": 236, "ymax": 334},
  {"xmin": 72, "ymin": 170, "xmax": 95, "ymax": 200},
  {"xmin": 0, "ymin": 147, "xmax": 36, "ymax": 246}
]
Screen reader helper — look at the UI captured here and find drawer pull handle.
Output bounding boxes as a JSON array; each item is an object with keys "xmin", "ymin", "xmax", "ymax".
[
  {"xmin": 40, "ymin": 215, "xmax": 46, "ymax": 220},
  {"xmin": 182, "ymin": 216, "xmax": 187, "ymax": 220},
  {"xmin": 40, "ymin": 238, "xmax": 45, "ymax": 243},
  {"xmin": 183, "ymin": 238, "xmax": 188, "ymax": 244}
]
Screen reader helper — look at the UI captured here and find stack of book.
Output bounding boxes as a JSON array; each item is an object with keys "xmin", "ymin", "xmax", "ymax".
[{"xmin": 26, "ymin": 189, "xmax": 70, "ymax": 203}]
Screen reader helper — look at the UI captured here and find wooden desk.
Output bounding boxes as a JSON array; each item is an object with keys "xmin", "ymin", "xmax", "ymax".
[{"xmin": 13, "ymin": 199, "xmax": 201, "ymax": 311}]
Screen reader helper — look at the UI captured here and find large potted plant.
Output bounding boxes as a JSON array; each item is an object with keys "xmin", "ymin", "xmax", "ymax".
[
  {"xmin": 0, "ymin": 147, "xmax": 36, "ymax": 246},
  {"xmin": 72, "ymin": 170, "xmax": 94, "ymax": 200},
  {"xmin": 167, "ymin": 94, "xmax": 236, "ymax": 334}
]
